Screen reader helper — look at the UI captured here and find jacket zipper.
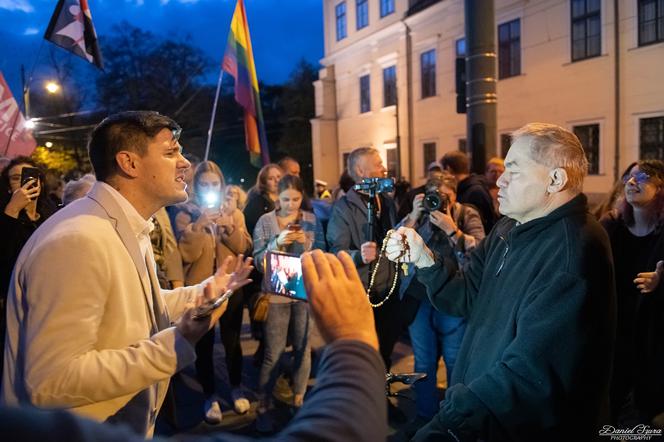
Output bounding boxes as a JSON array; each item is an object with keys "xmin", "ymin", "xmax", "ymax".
[{"xmin": 495, "ymin": 235, "xmax": 509, "ymax": 276}]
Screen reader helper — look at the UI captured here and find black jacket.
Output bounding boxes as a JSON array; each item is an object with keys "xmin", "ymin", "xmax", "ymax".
[
  {"xmin": 457, "ymin": 174, "xmax": 496, "ymax": 234},
  {"xmin": 416, "ymin": 194, "xmax": 616, "ymax": 441}
]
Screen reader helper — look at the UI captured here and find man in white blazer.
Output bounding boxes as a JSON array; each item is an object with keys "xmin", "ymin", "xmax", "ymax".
[{"xmin": 1, "ymin": 111, "xmax": 251, "ymax": 437}]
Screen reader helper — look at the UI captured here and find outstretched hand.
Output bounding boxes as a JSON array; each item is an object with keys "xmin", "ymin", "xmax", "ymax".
[
  {"xmin": 301, "ymin": 250, "xmax": 378, "ymax": 351},
  {"xmin": 213, "ymin": 254, "xmax": 253, "ymax": 294}
]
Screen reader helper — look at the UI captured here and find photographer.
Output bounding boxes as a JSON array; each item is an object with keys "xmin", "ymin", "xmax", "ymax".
[
  {"xmin": 327, "ymin": 148, "xmax": 418, "ymax": 394},
  {"xmin": 172, "ymin": 161, "xmax": 252, "ymax": 423},
  {"xmin": 253, "ymin": 174, "xmax": 325, "ymax": 432},
  {"xmin": 399, "ymin": 174, "xmax": 485, "ymax": 434}
]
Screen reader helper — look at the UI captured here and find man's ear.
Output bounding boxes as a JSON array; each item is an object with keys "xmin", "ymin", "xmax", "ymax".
[
  {"xmin": 115, "ymin": 151, "xmax": 140, "ymax": 178},
  {"xmin": 547, "ymin": 167, "xmax": 569, "ymax": 194}
]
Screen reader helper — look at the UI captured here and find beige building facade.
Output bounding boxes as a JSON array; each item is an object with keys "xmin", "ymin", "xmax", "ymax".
[{"xmin": 311, "ymin": 0, "xmax": 664, "ymax": 195}]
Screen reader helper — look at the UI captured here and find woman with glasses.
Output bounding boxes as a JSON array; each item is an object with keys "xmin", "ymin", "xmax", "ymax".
[
  {"xmin": 601, "ymin": 160, "xmax": 664, "ymax": 426},
  {"xmin": 0, "ymin": 157, "xmax": 57, "ymax": 379}
]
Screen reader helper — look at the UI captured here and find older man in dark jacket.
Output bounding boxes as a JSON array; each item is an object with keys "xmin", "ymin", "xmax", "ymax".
[{"xmin": 387, "ymin": 123, "xmax": 616, "ymax": 441}]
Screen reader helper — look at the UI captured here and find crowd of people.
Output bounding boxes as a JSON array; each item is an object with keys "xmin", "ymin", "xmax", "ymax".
[{"xmin": 0, "ymin": 111, "xmax": 663, "ymax": 442}]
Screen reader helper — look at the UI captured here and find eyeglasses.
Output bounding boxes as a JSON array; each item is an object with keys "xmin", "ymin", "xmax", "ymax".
[{"xmin": 622, "ymin": 171, "xmax": 650, "ymax": 185}]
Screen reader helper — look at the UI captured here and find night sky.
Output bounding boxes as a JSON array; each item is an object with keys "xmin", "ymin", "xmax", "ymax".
[{"xmin": 0, "ymin": 0, "xmax": 324, "ymax": 99}]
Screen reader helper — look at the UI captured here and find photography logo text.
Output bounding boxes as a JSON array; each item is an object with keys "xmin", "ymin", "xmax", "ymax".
[{"xmin": 599, "ymin": 425, "xmax": 663, "ymax": 441}]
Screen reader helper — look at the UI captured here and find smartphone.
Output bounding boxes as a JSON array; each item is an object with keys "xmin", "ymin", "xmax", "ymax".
[
  {"xmin": 287, "ymin": 222, "xmax": 302, "ymax": 232},
  {"xmin": 263, "ymin": 250, "xmax": 307, "ymax": 301},
  {"xmin": 20, "ymin": 167, "xmax": 40, "ymax": 189},
  {"xmin": 192, "ymin": 289, "xmax": 234, "ymax": 319}
]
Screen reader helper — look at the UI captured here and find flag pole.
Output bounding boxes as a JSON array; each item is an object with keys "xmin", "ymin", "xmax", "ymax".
[{"xmin": 204, "ymin": 68, "xmax": 224, "ymax": 162}]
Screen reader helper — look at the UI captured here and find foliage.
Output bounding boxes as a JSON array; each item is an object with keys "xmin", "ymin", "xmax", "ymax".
[{"xmin": 31, "ymin": 144, "xmax": 79, "ymax": 176}]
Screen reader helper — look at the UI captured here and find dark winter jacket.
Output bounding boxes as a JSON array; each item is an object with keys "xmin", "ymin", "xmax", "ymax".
[
  {"xmin": 416, "ymin": 194, "xmax": 616, "ymax": 441},
  {"xmin": 457, "ymin": 174, "xmax": 496, "ymax": 234}
]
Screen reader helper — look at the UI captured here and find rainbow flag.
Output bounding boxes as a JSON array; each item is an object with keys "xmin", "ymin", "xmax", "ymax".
[{"xmin": 222, "ymin": 0, "xmax": 270, "ymax": 167}]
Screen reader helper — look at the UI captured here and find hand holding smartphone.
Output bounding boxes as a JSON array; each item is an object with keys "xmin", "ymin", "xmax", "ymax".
[
  {"xmin": 263, "ymin": 251, "xmax": 307, "ymax": 301},
  {"xmin": 192, "ymin": 289, "xmax": 234, "ymax": 319}
]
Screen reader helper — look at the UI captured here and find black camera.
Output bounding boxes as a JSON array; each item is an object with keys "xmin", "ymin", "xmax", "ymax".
[
  {"xmin": 353, "ymin": 177, "xmax": 394, "ymax": 194},
  {"xmin": 423, "ymin": 189, "xmax": 449, "ymax": 213}
]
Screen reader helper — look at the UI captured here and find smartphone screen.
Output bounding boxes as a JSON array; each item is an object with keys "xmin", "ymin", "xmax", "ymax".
[
  {"xmin": 20, "ymin": 167, "xmax": 40, "ymax": 188},
  {"xmin": 263, "ymin": 251, "xmax": 307, "ymax": 301}
]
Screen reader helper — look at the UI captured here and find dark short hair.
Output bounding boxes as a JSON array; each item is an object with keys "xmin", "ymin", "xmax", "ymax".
[
  {"xmin": 278, "ymin": 174, "xmax": 305, "ymax": 195},
  {"xmin": 88, "ymin": 111, "xmax": 181, "ymax": 182},
  {"xmin": 440, "ymin": 151, "xmax": 470, "ymax": 175}
]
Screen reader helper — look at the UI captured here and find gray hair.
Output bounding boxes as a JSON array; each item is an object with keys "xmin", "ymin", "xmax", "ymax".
[
  {"xmin": 346, "ymin": 147, "xmax": 379, "ymax": 183},
  {"xmin": 63, "ymin": 174, "xmax": 96, "ymax": 205}
]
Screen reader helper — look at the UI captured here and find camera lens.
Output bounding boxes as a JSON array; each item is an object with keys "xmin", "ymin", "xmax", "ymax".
[{"xmin": 423, "ymin": 191, "xmax": 442, "ymax": 212}]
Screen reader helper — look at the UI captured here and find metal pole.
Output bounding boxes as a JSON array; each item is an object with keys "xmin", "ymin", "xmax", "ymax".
[
  {"xmin": 21, "ymin": 64, "xmax": 30, "ymax": 119},
  {"xmin": 204, "ymin": 69, "xmax": 225, "ymax": 161},
  {"xmin": 465, "ymin": 0, "xmax": 497, "ymax": 173}
]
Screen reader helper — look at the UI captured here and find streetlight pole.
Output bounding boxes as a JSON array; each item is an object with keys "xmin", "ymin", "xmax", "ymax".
[
  {"xmin": 21, "ymin": 64, "xmax": 30, "ymax": 119},
  {"xmin": 465, "ymin": 0, "xmax": 497, "ymax": 173}
]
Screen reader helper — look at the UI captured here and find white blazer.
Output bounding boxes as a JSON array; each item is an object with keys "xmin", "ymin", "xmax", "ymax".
[{"xmin": 2, "ymin": 183, "xmax": 203, "ymax": 437}]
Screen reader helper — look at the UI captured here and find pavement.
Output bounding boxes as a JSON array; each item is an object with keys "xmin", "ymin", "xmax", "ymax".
[{"xmin": 155, "ymin": 309, "xmax": 447, "ymax": 441}]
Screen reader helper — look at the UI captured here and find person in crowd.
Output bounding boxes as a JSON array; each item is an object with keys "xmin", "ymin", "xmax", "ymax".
[
  {"xmin": 327, "ymin": 147, "xmax": 418, "ymax": 423},
  {"xmin": 62, "ymin": 174, "xmax": 96, "ymax": 206},
  {"xmin": 151, "ymin": 207, "xmax": 184, "ymax": 290},
  {"xmin": 243, "ymin": 164, "xmax": 283, "ymax": 347},
  {"xmin": 386, "ymin": 123, "xmax": 616, "ymax": 441},
  {"xmin": 44, "ymin": 170, "xmax": 64, "ymax": 207},
  {"xmin": 399, "ymin": 173, "xmax": 485, "ymax": 435},
  {"xmin": 252, "ymin": 174, "xmax": 325, "ymax": 432},
  {"xmin": 1, "ymin": 111, "xmax": 253, "ymax": 438},
  {"xmin": 485, "ymin": 157, "xmax": 505, "ymax": 219},
  {"xmin": 315, "ymin": 179, "xmax": 331, "ymax": 199},
  {"xmin": 441, "ymin": 150, "xmax": 497, "ymax": 233},
  {"xmin": 172, "ymin": 160, "xmax": 252, "ymax": 423},
  {"xmin": 397, "ymin": 163, "xmax": 445, "ymax": 220},
  {"xmin": 601, "ymin": 159, "xmax": 664, "ymax": 426},
  {"xmin": 0, "ymin": 157, "xmax": 57, "ymax": 379},
  {"xmin": 331, "ymin": 170, "xmax": 355, "ymax": 201},
  {"xmin": 244, "ymin": 164, "xmax": 283, "ymax": 237},
  {"xmin": 593, "ymin": 162, "xmax": 638, "ymax": 221},
  {"xmin": 0, "ymin": 250, "xmax": 388, "ymax": 442},
  {"xmin": 224, "ymin": 184, "xmax": 248, "ymax": 212},
  {"xmin": 278, "ymin": 156, "xmax": 301, "ymax": 178}
]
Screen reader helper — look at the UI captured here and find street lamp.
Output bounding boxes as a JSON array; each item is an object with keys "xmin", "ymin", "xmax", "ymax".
[{"xmin": 45, "ymin": 81, "xmax": 60, "ymax": 94}]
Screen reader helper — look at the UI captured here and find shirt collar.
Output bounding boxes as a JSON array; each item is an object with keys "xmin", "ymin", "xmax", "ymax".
[{"xmin": 99, "ymin": 182, "xmax": 153, "ymax": 239}]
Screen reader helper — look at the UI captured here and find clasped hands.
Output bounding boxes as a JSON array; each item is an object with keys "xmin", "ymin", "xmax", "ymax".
[{"xmin": 384, "ymin": 227, "xmax": 436, "ymax": 269}]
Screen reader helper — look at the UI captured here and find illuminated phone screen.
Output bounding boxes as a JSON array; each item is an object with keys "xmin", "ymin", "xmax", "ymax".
[{"xmin": 263, "ymin": 251, "xmax": 307, "ymax": 301}]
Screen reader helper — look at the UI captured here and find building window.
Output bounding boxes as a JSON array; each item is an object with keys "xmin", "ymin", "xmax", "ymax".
[
  {"xmin": 382, "ymin": 66, "xmax": 397, "ymax": 107},
  {"xmin": 573, "ymin": 124, "xmax": 600, "ymax": 175},
  {"xmin": 336, "ymin": 2, "xmax": 347, "ymax": 41},
  {"xmin": 380, "ymin": 0, "xmax": 395, "ymax": 17},
  {"xmin": 356, "ymin": 0, "xmax": 369, "ymax": 30},
  {"xmin": 458, "ymin": 138, "xmax": 467, "ymax": 153},
  {"xmin": 386, "ymin": 146, "xmax": 398, "ymax": 177},
  {"xmin": 638, "ymin": 0, "xmax": 664, "ymax": 46},
  {"xmin": 640, "ymin": 116, "xmax": 664, "ymax": 159},
  {"xmin": 360, "ymin": 74, "xmax": 371, "ymax": 113},
  {"xmin": 456, "ymin": 38, "xmax": 466, "ymax": 57},
  {"xmin": 498, "ymin": 19, "xmax": 521, "ymax": 79},
  {"xmin": 420, "ymin": 49, "xmax": 436, "ymax": 98},
  {"xmin": 500, "ymin": 134, "xmax": 512, "ymax": 158},
  {"xmin": 571, "ymin": 0, "xmax": 601, "ymax": 61},
  {"xmin": 423, "ymin": 142, "xmax": 437, "ymax": 175}
]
